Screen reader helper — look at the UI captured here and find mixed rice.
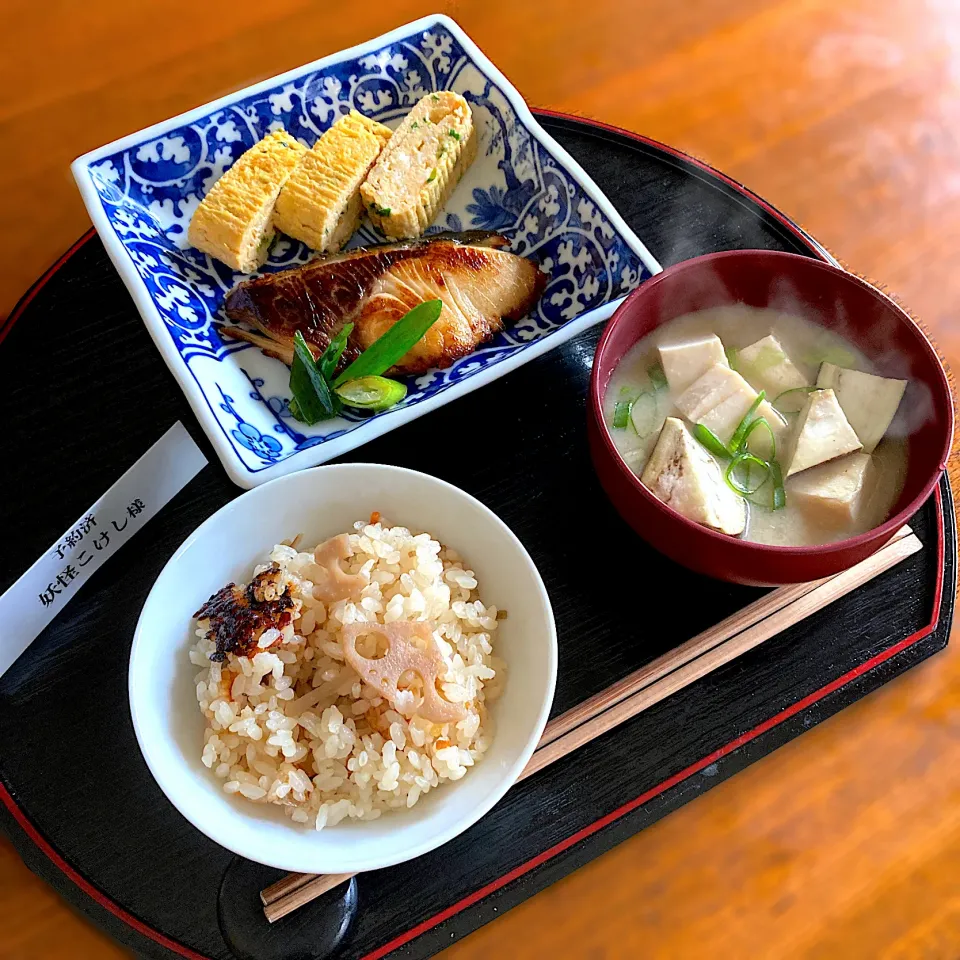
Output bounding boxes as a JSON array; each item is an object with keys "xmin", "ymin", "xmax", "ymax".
[{"xmin": 190, "ymin": 516, "xmax": 503, "ymax": 829}]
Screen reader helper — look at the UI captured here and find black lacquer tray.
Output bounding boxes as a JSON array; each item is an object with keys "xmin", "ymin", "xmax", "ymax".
[{"xmin": 0, "ymin": 113, "xmax": 953, "ymax": 960}]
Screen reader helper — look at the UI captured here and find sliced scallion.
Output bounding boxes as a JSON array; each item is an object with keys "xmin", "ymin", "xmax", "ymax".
[
  {"xmin": 318, "ymin": 322, "xmax": 354, "ymax": 382},
  {"xmin": 749, "ymin": 343, "xmax": 786, "ymax": 374},
  {"xmin": 728, "ymin": 390, "xmax": 766, "ymax": 453},
  {"xmin": 725, "ymin": 452, "xmax": 771, "ymax": 497},
  {"xmin": 630, "ymin": 392, "xmax": 658, "ymax": 437},
  {"xmin": 335, "ymin": 376, "xmax": 407, "ymax": 412},
  {"xmin": 725, "ymin": 346, "xmax": 739, "ymax": 369},
  {"xmin": 802, "ymin": 346, "xmax": 857, "ymax": 369},
  {"xmin": 741, "ymin": 416, "xmax": 776, "ymax": 460},
  {"xmin": 771, "ymin": 460, "xmax": 786, "ymax": 510},
  {"xmin": 289, "ymin": 331, "xmax": 340, "ymax": 424},
  {"xmin": 694, "ymin": 423, "xmax": 733, "ymax": 459},
  {"xmin": 773, "ymin": 385, "xmax": 817, "ymax": 412},
  {"xmin": 334, "ymin": 299, "xmax": 443, "ymax": 386},
  {"xmin": 612, "ymin": 401, "xmax": 633, "ymax": 429},
  {"xmin": 647, "ymin": 361, "xmax": 668, "ymax": 391},
  {"xmin": 257, "ymin": 233, "xmax": 274, "ymax": 257}
]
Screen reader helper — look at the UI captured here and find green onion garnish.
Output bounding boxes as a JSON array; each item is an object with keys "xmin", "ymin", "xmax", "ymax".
[
  {"xmin": 335, "ymin": 376, "xmax": 407, "ymax": 412},
  {"xmin": 647, "ymin": 362, "xmax": 668, "ymax": 391},
  {"xmin": 771, "ymin": 460, "xmax": 786, "ymax": 510},
  {"xmin": 374, "ymin": 204, "xmax": 391, "ymax": 217},
  {"xmin": 694, "ymin": 423, "xmax": 732, "ymax": 459},
  {"xmin": 725, "ymin": 346, "xmax": 739, "ymax": 369},
  {"xmin": 802, "ymin": 346, "xmax": 857, "ymax": 369},
  {"xmin": 318, "ymin": 322, "xmax": 353, "ymax": 382},
  {"xmin": 630, "ymin": 393, "xmax": 658, "ymax": 437},
  {"xmin": 773, "ymin": 385, "xmax": 817, "ymax": 412},
  {"xmin": 289, "ymin": 332, "xmax": 340, "ymax": 424},
  {"xmin": 748, "ymin": 343, "xmax": 786, "ymax": 374},
  {"xmin": 612, "ymin": 401, "xmax": 633, "ymax": 429},
  {"xmin": 448, "ymin": 129, "xmax": 460, "ymax": 140},
  {"xmin": 741, "ymin": 416, "xmax": 776, "ymax": 460},
  {"xmin": 728, "ymin": 391, "xmax": 766, "ymax": 453},
  {"xmin": 288, "ymin": 302, "xmax": 444, "ymax": 425},
  {"xmin": 426, "ymin": 169, "xmax": 437, "ymax": 183},
  {"xmin": 334, "ymin": 299, "xmax": 443, "ymax": 386},
  {"xmin": 725, "ymin": 452, "xmax": 771, "ymax": 497},
  {"xmin": 257, "ymin": 233, "xmax": 274, "ymax": 257}
]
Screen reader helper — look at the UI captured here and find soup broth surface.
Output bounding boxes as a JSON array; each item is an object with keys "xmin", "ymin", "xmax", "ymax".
[{"xmin": 604, "ymin": 306, "xmax": 907, "ymax": 546}]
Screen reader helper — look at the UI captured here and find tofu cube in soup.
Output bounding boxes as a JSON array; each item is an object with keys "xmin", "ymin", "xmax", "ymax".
[
  {"xmin": 675, "ymin": 363, "xmax": 787, "ymax": 458},
  {"xmin": 737, "ymin": 334, "xmax": 809, "ymax": 398},
  {"xmin": 817, "ymin": 363, "xmax": 907, "ymax": 453},
  {"xmin": 641, "ymin": 417, "xmax": 747, "ymax": 536},
  {"xmin": 784, "ymin": 388, "xmax": 862, "ymax": 477},
  {"xmin": 789, "ymin": 452, "xmax": 876, "ymax": 526},
  {"xmin": 658, "ymin": 334, "xmax": 728, "ymax": 394}
]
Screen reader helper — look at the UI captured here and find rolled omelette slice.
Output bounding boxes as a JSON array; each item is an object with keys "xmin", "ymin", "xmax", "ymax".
[
  {"xmin": 273, "ymin": 110, "xmax": 392, "ymax": 253},
  {"xmin": 188, "ymin": 130, "xmax": 306, "ymax": 273},
  {"xmin": 360, "ymin": 91, "xmax": 476, "ymax": 240}
]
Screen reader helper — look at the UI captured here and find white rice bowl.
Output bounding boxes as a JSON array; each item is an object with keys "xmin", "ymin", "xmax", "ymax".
[
  {"xmin": 191, "ymin": 518, "xmax": 504, "ymax": 828},
  {"xmin": 130, "ymin": 463, "xmax": 555, "ymax": 875}
]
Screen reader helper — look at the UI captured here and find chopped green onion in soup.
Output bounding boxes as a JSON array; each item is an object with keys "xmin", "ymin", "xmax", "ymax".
[
  {"xmin": 693, "ymin": 423, "xmax": 732, "ymax": 459},
  {"xmin": 647, "ymin": 362, "xmax": 668, "ymax": 391},
  {"xmin": 630, "ymin": 392, "xmax": 659, "ymax": 437},
  {"xmin": 612, "ymin": 400, "xmax": 633, "ymax": 430}
]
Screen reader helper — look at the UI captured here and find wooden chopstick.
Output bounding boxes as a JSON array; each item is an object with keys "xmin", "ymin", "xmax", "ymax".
[
  {"xmin": 263, "ymin": 872, "xmax": 360, "ymax": 919},
  {"xmin": 262, "ymin": 528, "xmax": 920, "ymax": 922},
  {"xmin": 538, "ymin": 527, "xmax": 915, "ymax": 749},
  {"xmin": 521, "ymin": 531, "xmax": 921, "ymax": 780},
  {"xmin": 259, "ymin": 872, "xmax": 315, "ymax": 907}
]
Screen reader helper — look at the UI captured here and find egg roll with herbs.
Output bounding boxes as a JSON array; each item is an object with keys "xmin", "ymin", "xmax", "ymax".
[{"xmin": 360, "ymin": 91, "xmax": 476, "ymax": 240}]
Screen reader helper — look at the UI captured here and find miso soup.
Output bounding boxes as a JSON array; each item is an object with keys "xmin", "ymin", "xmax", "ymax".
[{"xmin": 603, "ymin": 306, "xmax": 908, "ymax": 547}]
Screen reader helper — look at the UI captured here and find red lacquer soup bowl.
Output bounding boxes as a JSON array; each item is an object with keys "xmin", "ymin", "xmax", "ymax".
[{"xmin": 588, "ymin": 250, "xmax": 953, "ymax": 586}]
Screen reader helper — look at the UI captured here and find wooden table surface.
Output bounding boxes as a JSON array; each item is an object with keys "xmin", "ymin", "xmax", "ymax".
[{"xmin": 3, "ymin": 1, "xmax": 960, "ymax": 957}]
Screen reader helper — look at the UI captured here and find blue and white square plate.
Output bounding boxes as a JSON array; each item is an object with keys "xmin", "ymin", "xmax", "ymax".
[{"xmin": 72, "ymin": 14, "xmax": 660, "ymax": 488}]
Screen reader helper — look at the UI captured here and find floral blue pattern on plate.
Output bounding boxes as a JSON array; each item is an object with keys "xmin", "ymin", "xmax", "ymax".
[{"xmin": 73, "ymin": 15, "xmax": 660, "ymax": 488}]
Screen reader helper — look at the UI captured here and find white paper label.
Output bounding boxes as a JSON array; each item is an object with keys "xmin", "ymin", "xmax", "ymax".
[{"xmin": 0, "ymin": 422, "xmax": 208, "ymax": 678}]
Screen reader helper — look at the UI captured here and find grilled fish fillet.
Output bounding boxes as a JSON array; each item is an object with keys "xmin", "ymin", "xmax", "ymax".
[{"xmin": 222, "ymin": 233, "xmax": 545, "ymax": 374}]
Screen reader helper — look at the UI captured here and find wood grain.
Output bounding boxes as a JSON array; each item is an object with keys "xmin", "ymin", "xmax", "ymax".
[{"xmin": 1, "ymin": 1, "xmax": 959, "ymax": 959}]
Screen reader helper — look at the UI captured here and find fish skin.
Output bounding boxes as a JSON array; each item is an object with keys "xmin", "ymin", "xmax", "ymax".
[
  {"xmin": 354, "ymin": 243, "xmax": 546, "ymax": 374},
  {"xmin": 221, "ymin": 233, "xmax": 544, "ymax": 375}
]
